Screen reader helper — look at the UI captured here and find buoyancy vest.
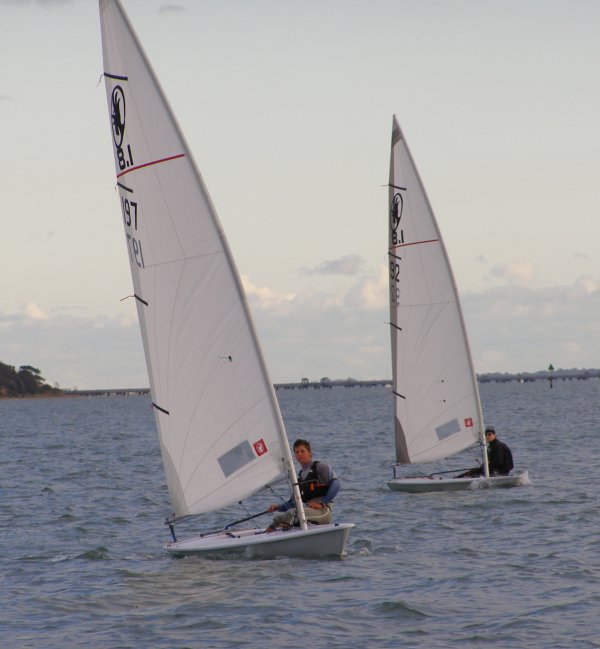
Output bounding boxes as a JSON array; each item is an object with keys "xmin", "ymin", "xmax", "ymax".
[{"xmin": 298, "ymin": 461, "xmax": 329, "ymax": 502}]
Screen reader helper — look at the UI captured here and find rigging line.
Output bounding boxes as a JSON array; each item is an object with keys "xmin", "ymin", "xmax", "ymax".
[
  {"xmin": 393, "ymin": 391, "xmax": 406, "ymax": 399},
  {"xmin": 116, "ymin": 153, "xmax": 185, "ymax": 178},
  {"xmin": 389, "ymin": 322, "xmax": 402, "ymax": 331},
  {"xmin": 224, "ymin": 509, "xmax": 270, "ymax": 531},
  {"xmin": 388, "ymin": 183, "xmax": 407, "ymax": 191},
  {"xmin": 225, "ymin": 502, "xmax": 265, "ymax": 531},
  {"xmin": 104, "ymin": 71, "xmax": 128, "ymax": 81}
]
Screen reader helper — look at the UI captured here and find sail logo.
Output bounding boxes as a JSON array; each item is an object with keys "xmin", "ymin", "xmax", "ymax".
[
  {"xmin": 111, "ymin": 85, "xmax": 134, "ymax": 171},
  {"xmin": 390, "ymin": 193, "xmax": 404, "ymax": 245},
  {"xmin": 111, "ymin": 86, "xmax": 126, "ymax": 148},
  {"xmin": 389, "ymin": 192, "xmax": 404, "ymax": 303},
  {"xmin": 253, "ymin": 439, "xmax": 268, "ymax": 456}
]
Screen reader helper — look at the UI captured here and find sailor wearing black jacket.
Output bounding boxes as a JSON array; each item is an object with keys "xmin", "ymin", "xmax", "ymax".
[
  {"xmin": 485, "ymin": 426, "xmax": 514, "ymax": 475},
  {"xmin": 457, "ymin": 425, "xmax": 514, "ymax": 478}
]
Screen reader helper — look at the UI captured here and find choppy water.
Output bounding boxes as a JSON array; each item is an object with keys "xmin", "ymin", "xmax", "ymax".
[{"xmin": 2, "ymin": 379, "xmax": 600, "ymax": 648}]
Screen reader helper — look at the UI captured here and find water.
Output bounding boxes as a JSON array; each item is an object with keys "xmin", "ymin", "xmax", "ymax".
[{"xmin": 2, "ymin": 380, "xmax": 600, "ymax": 648}]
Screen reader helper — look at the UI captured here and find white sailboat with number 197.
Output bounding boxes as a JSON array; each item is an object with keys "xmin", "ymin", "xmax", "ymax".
[{"xmin": 98, "ymin": 0, "xmax": 353, "ymax": 556}]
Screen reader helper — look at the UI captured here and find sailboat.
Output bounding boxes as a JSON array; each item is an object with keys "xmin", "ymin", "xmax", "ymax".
[
  {"xmin": 98, "ymin": 0, "xmax": 353, "ymax": 557},
  {"xmin": 386, "ymin": 116, "xmax": 529, "ymax": 493}
]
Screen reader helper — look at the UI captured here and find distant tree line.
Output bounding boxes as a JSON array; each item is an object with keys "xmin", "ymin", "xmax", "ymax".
[{"xmin": 0, "ymin": 362, "xmax": 61, "ymax": 397}]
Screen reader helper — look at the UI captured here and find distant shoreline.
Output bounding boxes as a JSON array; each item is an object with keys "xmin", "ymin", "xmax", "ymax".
[
  {"xmin": 0, "ymin": 392, "xmax": 65, "ymax": 401},
  {"xmin": 3, "ymin": 368, "xmax": 598, "ymax": 401}
]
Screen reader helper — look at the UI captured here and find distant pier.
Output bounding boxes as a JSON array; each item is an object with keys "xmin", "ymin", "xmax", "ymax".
[
  {"xmin": 63, "ymin": 387, "xmax": 151, "ymax": 397},
  {"xmin": 478, "ymin": 369, "xmax": 600, "ymax": 383},
  {"xmin": 62, "ymin": 369, "xmax": 600, "ymax": 397},
  {"xmin": 274, "ymin": 378, "xmax": 391, "ymax": 390},
  {"xmin": 63, "ymin": 378, "xmax": 391, "ymax": 397}
]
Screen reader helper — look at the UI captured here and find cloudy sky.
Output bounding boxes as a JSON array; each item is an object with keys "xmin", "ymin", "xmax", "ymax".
[{"xmin": 1, "ymin": 0, "xmax": 600, "ymax": 389}]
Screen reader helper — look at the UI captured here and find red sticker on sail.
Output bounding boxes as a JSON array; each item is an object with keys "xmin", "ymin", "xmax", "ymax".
[
  {"xmin": 253, "ymin": 439, "xmax": 268, "ymax": 456},
  {"xmin": 464, "ymin": 418, "xmax": 474, "ymax": 428}
]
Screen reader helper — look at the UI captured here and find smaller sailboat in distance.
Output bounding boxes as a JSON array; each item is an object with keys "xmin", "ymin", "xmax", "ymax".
[
  {"xmin": 98, "ymin": 0, "xmax": 353, "ymax": 556},
  {"xmin": 387, "ymin": 116, "xmax": 529, "ymax": 493}
]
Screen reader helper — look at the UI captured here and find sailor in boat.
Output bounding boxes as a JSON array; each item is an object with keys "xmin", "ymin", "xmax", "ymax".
[
  {"xmin": 458, "ymin": 426, "xmax": 515, "ymax": 478},
  {"xmin": 265, "ymin": 438, "xmax": 341, "ymax": 532}
]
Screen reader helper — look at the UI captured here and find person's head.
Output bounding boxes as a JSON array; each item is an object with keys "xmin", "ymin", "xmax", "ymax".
[
  {"xmin": 485, "ymin": 426, "xmax": 496, "ymax": 441},
  {"xmin": 293, "ymin": 438, "xmax": 312, "ymax": 465}
]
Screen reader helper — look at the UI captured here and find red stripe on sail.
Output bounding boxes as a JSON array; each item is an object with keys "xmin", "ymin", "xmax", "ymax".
[
  {"xmin": 116, "ymin": 153, "xmax": 185, "ymax": 178},
  {"xmin": 390, "ymin": 238, "xmax": 439, "ymax": 251}
]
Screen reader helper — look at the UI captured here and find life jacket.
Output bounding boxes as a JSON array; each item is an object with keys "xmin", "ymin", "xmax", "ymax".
[{"xmin": 298, "ymin": 461, "xmax": 328, "ymax": 502}]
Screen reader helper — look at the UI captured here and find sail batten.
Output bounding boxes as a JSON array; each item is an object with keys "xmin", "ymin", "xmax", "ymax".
[
  {"xmin": 104, "ymin": 72, "xmax": 128, "ymax": 81},
  {"xmin": 389, "ymin": 115, "xmax": 484, "ymax": 466}
]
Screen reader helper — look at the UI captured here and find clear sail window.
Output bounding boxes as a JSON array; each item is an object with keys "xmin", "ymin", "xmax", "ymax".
[{"xmin": 217, "ymin": 440, "xmax": 255, "ymax": 477}]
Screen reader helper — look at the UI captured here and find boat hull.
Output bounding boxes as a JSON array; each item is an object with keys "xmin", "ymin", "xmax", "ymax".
[
  {"xmin": 387, "ymin": 470, "xmax": 530, "ymax": 493},
  {"xmin": 164, "ymin": 522, "xmax": 354, "ymax": 559}
]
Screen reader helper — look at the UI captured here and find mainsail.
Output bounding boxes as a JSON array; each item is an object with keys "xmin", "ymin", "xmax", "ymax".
[
  {"xmin": 99, "ymin": 0, "xmax": 290, "ymax": 519},
  {"xmin": 388, "ymin": 116, "xmax": 484, "ymax": 465}
]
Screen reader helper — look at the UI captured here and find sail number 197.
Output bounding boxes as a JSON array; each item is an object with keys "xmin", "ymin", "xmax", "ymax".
[{"xmin": 120, "ymin": 194, "xmax": 145, "ymax": 268}]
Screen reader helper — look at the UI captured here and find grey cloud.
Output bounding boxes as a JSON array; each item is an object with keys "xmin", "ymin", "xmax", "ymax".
[
  {"xmin": 0, "ymin": 311, "xmax": 146, "ymax": 390},
  {"xmin": 4, "ymin": 276, "xmax": 600, "ymax": 390},
  {"xmin": 300, "ymin": 255, "xmax": 365, "ymax": 277},
  {"xmin": 251, "ymin": 275, "xmax": 600, "ymax": 382},
  {"xmin": 463, "ymin": 279, "xmax": 600, "ymax": 373}
]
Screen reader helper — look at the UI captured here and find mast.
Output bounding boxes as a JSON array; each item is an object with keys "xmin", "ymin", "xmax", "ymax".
[
  {"xmin": 275, "ymin": 414, "xmax": 308, "ymax": 530},
  {"xmin": 478, "ymin": 407, "xmax": 490, "ymax": 478},
  {"xmin": 474, "ymin": 372, "xmax": 489, "ymax": 478}
]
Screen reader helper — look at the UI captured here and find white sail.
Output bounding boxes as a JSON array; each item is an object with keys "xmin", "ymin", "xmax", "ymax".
[
  {"xmin": 99, "ymin": 0, "xmax": 290, "ymax": 519},
  {"xmin": 388, "ymin": 116, "xmax": 484, "ymax": 465}
]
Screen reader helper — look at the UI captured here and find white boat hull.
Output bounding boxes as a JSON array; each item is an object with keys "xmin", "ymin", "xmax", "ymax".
[
  {"xmin": 387, "ymin": 470, "xmax": 530, "ymax": 493},
  {"xmin": 164, "ymin": 522, "xmax": 355, "ymax": 559}
]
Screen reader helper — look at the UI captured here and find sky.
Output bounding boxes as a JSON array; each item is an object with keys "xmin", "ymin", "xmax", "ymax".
[{"xmin": 1, "ymin": 0, "xmax": 600, "ymax": 389}]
